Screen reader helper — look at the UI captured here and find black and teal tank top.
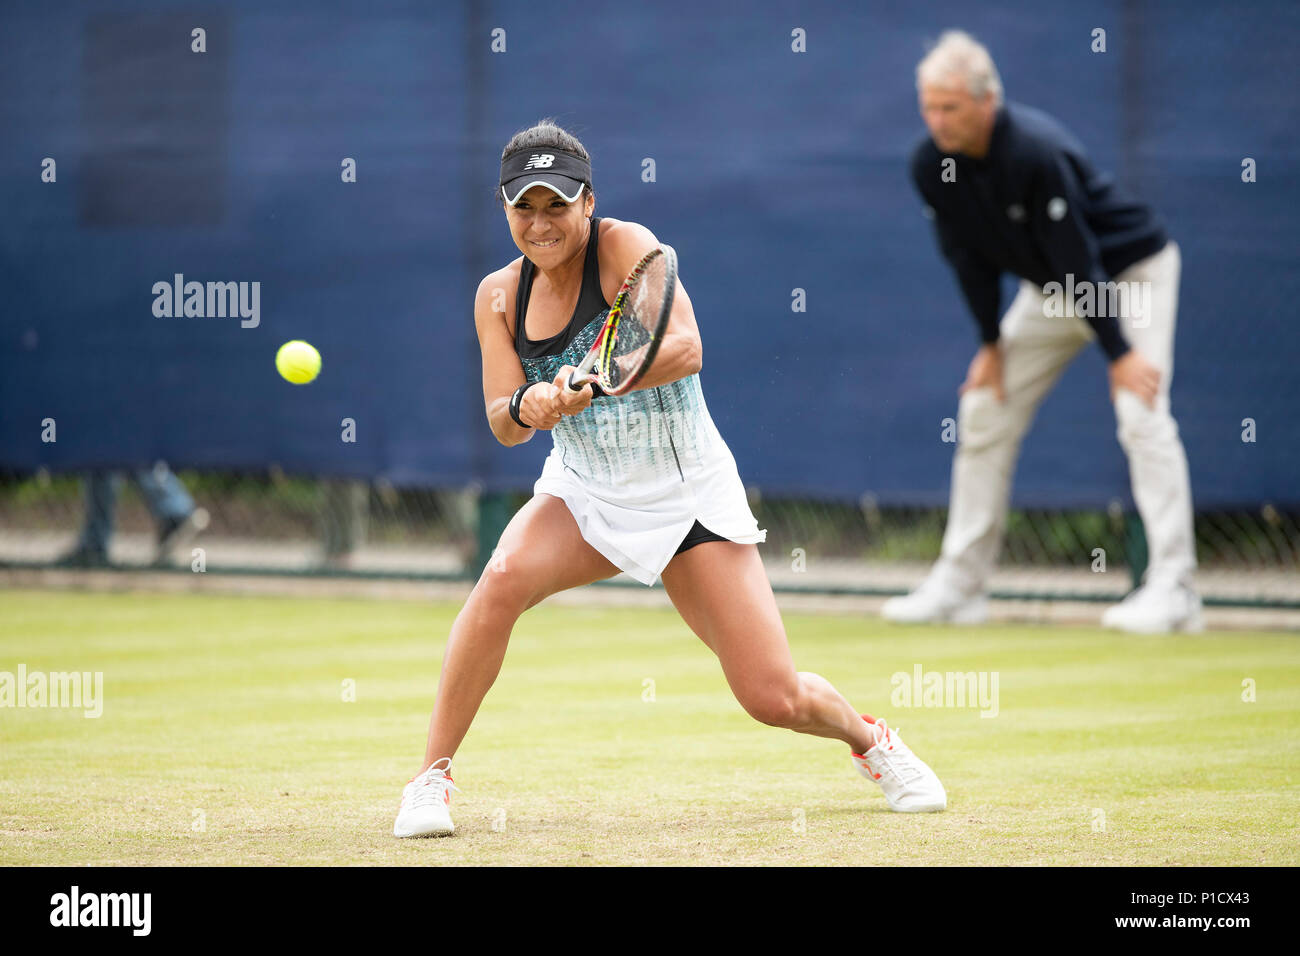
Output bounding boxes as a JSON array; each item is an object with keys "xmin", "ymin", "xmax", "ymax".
[
  {"xmin": 514, "ymin": 216, "xmax": 611, "ymax": 381},
  {"xmin": 513, "ymin": 216, "xmax": 722, "ymax": 489}
]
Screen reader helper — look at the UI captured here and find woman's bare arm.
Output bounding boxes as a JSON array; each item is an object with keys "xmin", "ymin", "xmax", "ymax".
[
  {"xmin": 473, "ymin": 270, "xmax": 539, "ymax": 446},
  {"xmin": 599, "ymin": 221, "xmax": 703, "ymax": 392}
]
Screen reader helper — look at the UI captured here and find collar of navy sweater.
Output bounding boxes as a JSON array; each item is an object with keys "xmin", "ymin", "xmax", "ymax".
[{"xmin": 960, "ymin": 106, "xmax": 1008, "ymax": 169}]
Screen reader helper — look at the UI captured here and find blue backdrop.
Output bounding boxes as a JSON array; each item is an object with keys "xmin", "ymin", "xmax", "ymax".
[{"xmin": 2, "ymin": 0, "xmax": 1297, "ymax": 507}]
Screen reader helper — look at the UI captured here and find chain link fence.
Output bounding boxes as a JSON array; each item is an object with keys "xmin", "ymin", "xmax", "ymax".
[{"xmin": 3, "ymin": 467, "xmax": 1296, "ymax": 608}]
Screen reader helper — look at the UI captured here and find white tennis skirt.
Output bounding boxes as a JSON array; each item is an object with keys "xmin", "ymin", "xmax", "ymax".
[{"xmin": 534, "ymin": 445, "xmax": 767, "ymax": 586}]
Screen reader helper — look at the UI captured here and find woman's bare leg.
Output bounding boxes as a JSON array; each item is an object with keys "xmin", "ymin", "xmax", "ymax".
[
  {"xmin": 419, "ymin": 494, "xmax": 618, "ymax": 770},
  {"xmin": 660, "ymin": 540, "xmax": 877, "ymax": 754}
]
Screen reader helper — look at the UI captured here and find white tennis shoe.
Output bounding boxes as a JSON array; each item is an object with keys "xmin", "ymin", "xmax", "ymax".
[
  {"xmin": 852, "ymin": 716, "xmax": 947, "ymax": 812},
  {"xmin": 394, "ymin": 757, "xmax": 459, "ymax": 838},
  {"xmin": 1102, "ymin": 580, "xmax": 1203, "ymax": 634},
  {"xmin": 881, "ymin": 573, "xmax": 987, "ymax": 625}
]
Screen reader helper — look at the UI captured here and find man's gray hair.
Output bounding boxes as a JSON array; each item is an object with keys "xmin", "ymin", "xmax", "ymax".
[{"xmin": 916, "ymin": 30, "xmax": 1004, "ymax": 105}]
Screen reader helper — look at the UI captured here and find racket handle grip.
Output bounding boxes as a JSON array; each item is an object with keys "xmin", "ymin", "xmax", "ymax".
[{"xmin": 567, "ymin": 357, "xmax": 597, "ymax": 391}]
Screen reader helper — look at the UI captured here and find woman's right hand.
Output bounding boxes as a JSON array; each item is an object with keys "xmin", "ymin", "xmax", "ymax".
[{"xmin": 519, "ymin": 384, "xmax": 563, "ymax": 430}]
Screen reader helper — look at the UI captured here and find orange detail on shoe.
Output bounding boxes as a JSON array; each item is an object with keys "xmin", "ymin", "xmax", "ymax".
[
  {"xmin": 855, "ymin": 714, "xmax": 883, "ymax": 755},
  {"xmin": 874, "ymin": 773, "xmax": 882, "ymax": 780}
]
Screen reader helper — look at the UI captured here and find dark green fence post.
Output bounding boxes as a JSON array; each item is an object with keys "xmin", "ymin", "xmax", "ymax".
[
  {"xmin": 472, "ymin": 491, "xmax": 512, "ymax": 579},
  {"xmin": 1124, "ymin": 511, "xmax": 1148, "ymax": 591}
]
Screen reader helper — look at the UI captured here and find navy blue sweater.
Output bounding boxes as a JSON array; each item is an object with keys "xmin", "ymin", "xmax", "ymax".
[{"xmin": 910, "ymin": 102, "xmax": 1168, "ymax": 361}]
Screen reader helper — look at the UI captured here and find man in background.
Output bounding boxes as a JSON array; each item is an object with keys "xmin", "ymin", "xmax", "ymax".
[{"xmin": 883, "ymin": 30, "xmax": 1200, "ymax": 633}]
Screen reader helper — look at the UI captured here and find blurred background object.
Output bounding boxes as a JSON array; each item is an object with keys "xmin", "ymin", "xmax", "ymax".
[
  {"xmin": 52, "ymin": 462, "xmax": 208, "ymax": 567},
  {"xmin": 2, "ymin": 0, "xmax": 1297, "ymax": 609}
]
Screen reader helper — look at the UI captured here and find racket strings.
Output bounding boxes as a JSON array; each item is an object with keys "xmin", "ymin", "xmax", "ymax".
[{"xmin": 602, "ymin": 258, "xmax": 669, "ymax": 385}]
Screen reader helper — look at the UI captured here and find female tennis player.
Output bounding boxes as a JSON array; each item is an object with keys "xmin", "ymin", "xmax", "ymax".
[{"xmin": 394, "ymin": 120, "xmax": 946, "ymax": 837}]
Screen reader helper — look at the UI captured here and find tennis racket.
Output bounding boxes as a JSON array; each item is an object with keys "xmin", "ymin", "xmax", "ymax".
[{"xmin": 566, "ymin": 243, "xmax": 678, "ymax": 396}]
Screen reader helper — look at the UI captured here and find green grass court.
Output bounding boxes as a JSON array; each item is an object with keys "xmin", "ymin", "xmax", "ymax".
[{"xmin": 1, "ymin": 589, "xmax": 1296, "ymax": 866}]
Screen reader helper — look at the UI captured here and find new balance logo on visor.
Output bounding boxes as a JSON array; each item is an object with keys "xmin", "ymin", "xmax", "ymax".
[{"xmin": 523, "ymin": 154, "xmax": 555, "ymax": 169}]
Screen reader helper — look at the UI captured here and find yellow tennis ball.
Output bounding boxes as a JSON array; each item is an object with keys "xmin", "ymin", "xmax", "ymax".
[{"xmin": 276, "ymin": 340, "xmax": 321, "ymax": 385}]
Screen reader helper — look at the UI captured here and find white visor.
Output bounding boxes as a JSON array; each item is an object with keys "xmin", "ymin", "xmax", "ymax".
[{"xmin": 501, "ymin": 176, "xmax": 585, "ymax": 205}]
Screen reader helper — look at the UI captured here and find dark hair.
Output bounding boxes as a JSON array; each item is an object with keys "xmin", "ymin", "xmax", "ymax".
[{"xmin": 498, "ymin": 118, "xmax": 595, "ymax": 206}]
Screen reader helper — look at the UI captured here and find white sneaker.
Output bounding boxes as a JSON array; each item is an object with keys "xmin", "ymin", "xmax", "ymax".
[
  {"xmin": 881, "ymin": 574, "xmax": 987, "ymax": 625},
  {"xmin": 851, "ymin": 716, "xmax": 947, "ymax": 812},
  {"xmin": 393, "ymin": 757, "xmax": 459, "ymax": 838},
  {"xmin": 1101, "ymin": 581, "xmax": 1203, "ymax": 634}
]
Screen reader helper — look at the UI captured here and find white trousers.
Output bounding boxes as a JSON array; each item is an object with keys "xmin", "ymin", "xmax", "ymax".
[{"xmin": 936, "ymin": 241, "xmax": 1196, "ymax": 593}]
